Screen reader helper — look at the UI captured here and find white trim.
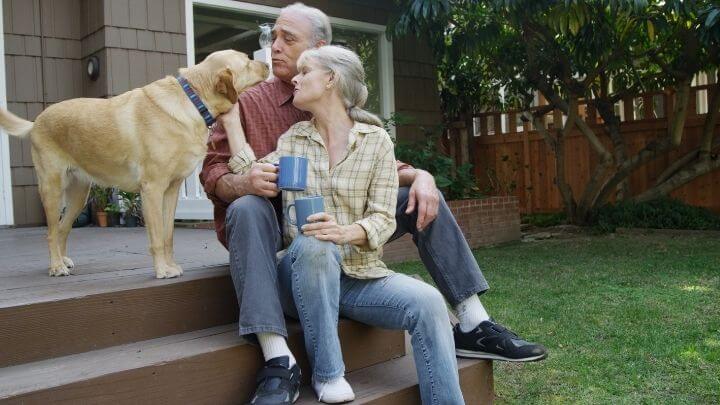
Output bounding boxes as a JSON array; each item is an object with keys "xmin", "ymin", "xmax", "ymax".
[
  {"xmin": 176, "ymin": 0, "xmax": 213, "ymax": 220},
  {"xmin": 378, "ymin": 37, "xmax": 396, "ymax": 138},
  {"xmin": 0, "ymin": 2, "xmax": 14, "ymax": 226},
  {"xmin": 191, "ymin": 0, "xmax": 388, "ymax": 33},
  {"xmin": 185, "ymin": 0, "xmax": 196, "ymax": 67}
]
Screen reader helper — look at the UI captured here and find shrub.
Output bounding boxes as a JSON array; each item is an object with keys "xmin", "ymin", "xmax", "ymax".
[
  {"xmin": 383, "ymin": 113, "xmax": 482, "ymax": 201},
  {"xmin": 394, "ymin": 136, "xmax": 483, "ymax": 200},
  {"xmin": 522, "ymin": 212, "xmax": 567, "ymax": 227},
  {"xmin": 590, "ymin": 198, "xmax": 720, "ymax": 233}
]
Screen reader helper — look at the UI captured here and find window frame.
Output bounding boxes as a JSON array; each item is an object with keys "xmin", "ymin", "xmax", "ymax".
[{"xmin": 185, "ymin": 0, "xmax": 395, "ymax": 125}]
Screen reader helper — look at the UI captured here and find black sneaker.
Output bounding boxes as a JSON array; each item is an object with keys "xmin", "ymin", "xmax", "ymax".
[
  {"xmin": 454, "ymin": 320, "xmax": 548, "ymax": 362},
  {"xmin": 248, "ymin": 356, "xmax": 301, "ymax": 404}
]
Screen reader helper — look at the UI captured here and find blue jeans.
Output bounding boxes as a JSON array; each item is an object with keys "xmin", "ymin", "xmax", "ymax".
[
  {"xmin": 224, "ymin": 188, "xmax": 488, "ymax": 338},
  {"xmin": 277, "ymin": 235, "xmax": 464, "ymax": 405}
]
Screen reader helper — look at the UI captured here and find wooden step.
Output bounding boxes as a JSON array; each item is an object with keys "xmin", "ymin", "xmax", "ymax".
[
  {"xmin": 296, "ymin": 355, "xmax": 494, "ymax": 404},
  {"xmin": 0, "ymin": 265, "xmax": 239, "ymax": 367},
  {"xmin": 0, "ymin": 320, "xmax": 405, "ymax": 404},
  {"xmin": 0, "ymin": 227, "xmax": 239, "ymax": 367},
  {"xmin": 0, "ymin": 227, "xmax": 404, "ymax": 368}
]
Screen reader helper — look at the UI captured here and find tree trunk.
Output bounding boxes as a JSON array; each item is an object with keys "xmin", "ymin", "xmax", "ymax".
[
  {"xmin": 669, "ymin": 79, "xmax": 692, "ymax": 145},
  {"xmin": 592, "ymin": 83, "xmax": 691, "ymax": 206},
  {"xmin": 528, "ymin": 107, "xmax": 579, "ymax": 222},
  {"xmin": 595, "ymin": 98, "xmax": 629, "ymax": 201},
  {"xmin": 699, "ymin": 82, "xmax": 720, "ymax": 158}
]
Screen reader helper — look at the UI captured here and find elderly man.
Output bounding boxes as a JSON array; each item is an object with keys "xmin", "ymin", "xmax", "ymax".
[{"xmin": 200, "ymin": 3, "xmax": 546, "ymax": 404}]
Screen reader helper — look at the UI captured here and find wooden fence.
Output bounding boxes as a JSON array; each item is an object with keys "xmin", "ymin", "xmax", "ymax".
[{"xmin": 443, "ymin": 81, "xmax": 720, "ymax": 214}]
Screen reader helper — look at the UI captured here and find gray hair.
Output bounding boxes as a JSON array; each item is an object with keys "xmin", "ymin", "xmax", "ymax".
[
  {"xmin": 298, "ymin": 45, "xmax": 383, "ymax": 127},
  {"xmin": 280, "ymin": 2, "xmax": 332, "ymax": 46}
]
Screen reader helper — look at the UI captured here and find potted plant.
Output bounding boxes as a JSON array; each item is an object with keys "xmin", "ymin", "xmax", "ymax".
[
  {"xmin": 90, "ymin": 185, "xmax": 111, "ymax": 227},
  {"xmin": 105, "ymin": 202, "xmax": 122, "ymax": 227},
  {"xmin": 119, "ymin": 191, "xmax": 142, "ymax": 227}
]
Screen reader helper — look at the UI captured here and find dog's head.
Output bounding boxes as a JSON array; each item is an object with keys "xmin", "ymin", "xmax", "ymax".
[{"xmin": 180, "ymin": 50, "xmax": 269, "ymax": 114}]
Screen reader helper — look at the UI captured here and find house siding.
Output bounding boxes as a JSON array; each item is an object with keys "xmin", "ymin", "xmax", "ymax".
[
  {"xmin": 3, "ymin": 0, "xmax": 441, "ymax": 226},
  {"xmin": 4, "ymin": 0, "xmax": 83, "ymax": 225}
]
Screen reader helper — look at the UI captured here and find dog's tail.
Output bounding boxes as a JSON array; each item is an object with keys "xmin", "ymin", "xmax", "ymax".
[{"xmin": 0, "ymin": 107, "xmax": 34, "ymax": 138}]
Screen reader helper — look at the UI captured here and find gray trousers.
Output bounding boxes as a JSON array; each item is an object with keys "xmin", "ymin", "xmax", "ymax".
[{"xmin": 224, "ymin": 187, "xmax": 489, "ymax": 338}]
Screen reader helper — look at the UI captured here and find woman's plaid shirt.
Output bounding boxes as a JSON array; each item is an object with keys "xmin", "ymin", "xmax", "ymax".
[{"xmin": 228, "ymin": 120, "xmax": 398, "ymax": 279}]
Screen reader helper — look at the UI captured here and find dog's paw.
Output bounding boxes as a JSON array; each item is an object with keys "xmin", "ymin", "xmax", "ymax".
[
  {"xmin": 170, "ymin": 263, "xmax": 184, "ymax": 276},
  {"xmin": 155, "ymin": 264, "xmax": 183, "ymax": 279},
  {"xmin": 49, "ymin": 263, "xmax": 71, "ymax": 277},
  {"xmin": 62, "ymin": 256, "xmax": 75, "ymax": 268}
]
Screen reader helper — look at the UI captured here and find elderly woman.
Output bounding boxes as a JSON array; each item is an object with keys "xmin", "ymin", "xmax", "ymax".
[{"xmin": 222, "ymin": 46, "xmax": 464, "ymax": 404}]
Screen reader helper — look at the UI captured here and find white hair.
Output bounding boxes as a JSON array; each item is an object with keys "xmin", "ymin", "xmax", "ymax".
[
  {"xmin": 280, "ymin": 2, "xmax": 332, "ymax": 45},
  {"xmin": 298, "ymin": 45, "xmax": 382, "ymax": 127}
]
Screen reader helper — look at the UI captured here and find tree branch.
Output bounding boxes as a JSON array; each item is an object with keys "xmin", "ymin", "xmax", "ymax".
[
  {"xmin": 525, "ymin": 110, "xmax": 578, "ymax": 219},
  {"xmin": 654, "ymin": 150, "xmax": 699, "ymax": 187},
  {"xmin": 635, "ymin": 155, "xmax": 720, "ymax": 202},
  {"xmin": 592, "ymin": 136, "xmax": 675, "ymax": 207},
  {"xmin": 526, "ymin": 112, "xmax": 557, "ymax": 152},
  {"xmin": 562, "ymin": 97, "xmax": 578, "ymax": 138},
  {"xmin": 700, "ymin": 81, "xmax": 720, "ymax": 158},
  {"xmin": 537, "ymin": 82, "xmax": 613, "ymax": 162},
  {"xmin": 669, "ymin": 79, "xmax": 692, "ymax": 146}
]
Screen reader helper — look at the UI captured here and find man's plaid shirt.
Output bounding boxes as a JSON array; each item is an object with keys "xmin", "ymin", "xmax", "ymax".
[{"xmin": 228, "ymin": 120, "xmax": 398, "ymax": 279}]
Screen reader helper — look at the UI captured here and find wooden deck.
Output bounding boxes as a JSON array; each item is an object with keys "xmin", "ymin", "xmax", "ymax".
[
  {"xmin": 0, "ymin": 226, "xmax": 229, "ymax": 308},
  {"xmin": 0, "ymin": 227, "xmax": 493, "ymax": 403}
]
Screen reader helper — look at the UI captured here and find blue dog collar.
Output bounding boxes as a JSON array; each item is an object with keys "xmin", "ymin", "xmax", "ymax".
[{"xmin": 176, "ymin": 75, "xmax": 215, "ymax": 127}]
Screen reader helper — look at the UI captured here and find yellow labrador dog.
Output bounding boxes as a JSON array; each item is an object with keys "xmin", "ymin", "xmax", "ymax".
[{"xmin": 0, "ymin": 50, "xmax": 268, "ymax": 278}]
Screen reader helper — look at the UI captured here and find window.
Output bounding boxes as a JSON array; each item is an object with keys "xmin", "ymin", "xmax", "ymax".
[{"xmin": 190, "ymin": 1, "xmax": 392, "ymax": 119}]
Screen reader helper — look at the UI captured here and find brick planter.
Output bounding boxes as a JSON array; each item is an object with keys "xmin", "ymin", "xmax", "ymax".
[{"xmin": 383, "ymin": 196, "xmax": 521, "ymax": 264}]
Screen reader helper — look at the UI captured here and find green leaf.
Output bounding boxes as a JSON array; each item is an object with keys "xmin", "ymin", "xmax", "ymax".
[
  {"xmin": 570, "ymin": 16, "xmax": 580, "ymax": 35},
  {"xmin": 706, "ymin": 9, "xmax": 720, "ymax": 28},
  {"xmin": 647, "ymin": 19, "xmax": 655, "ymax": 41},
  {"xmin": 411, "ymin": 0, "xmax": 422, "ymax": 19},
  {"xmin": 435, "ymin": 175, "xmax": 452, "ymax": 188}
]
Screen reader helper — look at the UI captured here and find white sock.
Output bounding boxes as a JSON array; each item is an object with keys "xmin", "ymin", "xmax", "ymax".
[
  {"xmin": 257, "ymin": 332, "xmax": 296, "ymax": 367},
  {"xmin": 455, "ymin": 294, "xmax": 490, "ymax": 333},
  {"xmin": 313, "ymin": 376, "xmax": 355, "ymax": 403}
]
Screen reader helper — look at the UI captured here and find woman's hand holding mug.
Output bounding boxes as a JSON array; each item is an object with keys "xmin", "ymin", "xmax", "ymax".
[{"xmin": 302, "ymin": 213, "xmax": 366, "ymax": 246}]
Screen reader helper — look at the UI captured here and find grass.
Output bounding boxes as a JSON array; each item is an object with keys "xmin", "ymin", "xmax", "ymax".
[{"xmin": 393, "ymin": 232, "xmax": 720, "ymax": 404}]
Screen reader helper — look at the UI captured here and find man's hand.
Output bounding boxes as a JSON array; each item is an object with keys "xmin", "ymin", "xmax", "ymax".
[
  {"xmin": 302, "ymin": 213, "xmax": 365, "ymax": 245},
  {"xmin": 405, "ymin": 170, "xmax": 440, "ymax": 231},
  {"xmin": 219, "ymin": 163, "xmax": 278, "ymax": 201},
  {"xmin": 245, "ymin": 163, "xmax": 279, "ymax": 197}
]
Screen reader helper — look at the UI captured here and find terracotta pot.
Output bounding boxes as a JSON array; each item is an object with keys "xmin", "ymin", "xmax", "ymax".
[{"xmin": 96, "ymin": 211, "xmax": 108, "ymax": 227}]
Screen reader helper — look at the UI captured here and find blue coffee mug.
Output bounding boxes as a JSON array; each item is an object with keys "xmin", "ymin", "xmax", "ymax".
[
  {"xmin": 286, "ymin": 196, "xmax": 325, "ymax": 230},
  {"xmin": 276, "ymin": 156, "xmax": 308, "ymax": 191}
]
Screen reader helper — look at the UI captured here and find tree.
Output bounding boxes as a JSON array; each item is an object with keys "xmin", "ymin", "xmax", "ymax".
[{"xmin": 390, "ymin": 0, "xmax": 720, "ymax": 224}]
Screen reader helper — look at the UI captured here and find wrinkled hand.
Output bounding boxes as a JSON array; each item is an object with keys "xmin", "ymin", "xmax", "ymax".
[
  {"xmin": 405, "ymin": 170, "xmax": 440, "ymax": 231},
  {"xmin": 241, "ymin": 162, "xmax": 279, "ymax": 198},
  {"xmin": 301, "ymin": 213, "xmax": 354, "ymax": 244}
]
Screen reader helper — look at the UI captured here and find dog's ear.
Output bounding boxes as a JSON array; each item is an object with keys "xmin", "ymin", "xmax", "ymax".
[{"xmin": 214, "ymin": 68, "xmax": 238, "ymax": 102}]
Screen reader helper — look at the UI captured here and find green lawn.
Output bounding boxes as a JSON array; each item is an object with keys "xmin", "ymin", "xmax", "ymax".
[{"xmin": 394, "ymin": 232, "xmax": 720, "ymax": 404}]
